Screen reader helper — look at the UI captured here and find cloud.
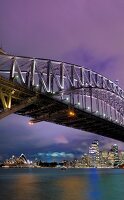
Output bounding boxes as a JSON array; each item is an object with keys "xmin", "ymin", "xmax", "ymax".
[
  {"xmin": 47, "ymin": 152, "xmax": 74, "ymax": 158},
  {"xmin": 54, "ymin": 135, "xmax": 69, "ymax": 144},
  {"xmin": 31, "ymin": 152, "xmax": 74, "ymax": 161},
  {"xmin": 76, "ymin": 148, "xmax": 84, "ymax": 153},
  {"xmin": 1, "ymin": 0, "xmax": 124, "ymax": 87}
]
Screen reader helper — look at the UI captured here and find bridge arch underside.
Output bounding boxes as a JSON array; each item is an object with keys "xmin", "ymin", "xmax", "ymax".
[
  {"xmin": 0, "ymin": 54, "xmax": 124, "ymax": 141},
  {"xmin": 17, "ymin": 93, "xmax": 124, "ymax": 142}
]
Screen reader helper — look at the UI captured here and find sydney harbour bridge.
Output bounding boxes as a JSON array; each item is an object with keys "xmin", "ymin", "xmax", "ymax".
[{"xmin": 0, "ymin": 48, "xmax": 124, "ymax": 141}]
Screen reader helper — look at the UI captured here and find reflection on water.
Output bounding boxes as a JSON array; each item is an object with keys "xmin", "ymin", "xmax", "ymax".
[
  {"xmin": 13, "ymin": 174, "xmax": 42, "ymax": 200},
  {"xmin": 0, "ymin": 168, "xmax": 124, "ymax": 200},
  {"xmin": 88, "ymin": 169, "xmax": 102, "ymax": 200},
  {"xmin": 58, "ymin": 176, "xmax": 88, "ymax": 200}
]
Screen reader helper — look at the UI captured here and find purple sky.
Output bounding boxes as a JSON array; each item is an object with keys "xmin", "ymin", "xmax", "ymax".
[{"xmin": 0, "ymin": 0, "xmax": 124, "ymax": 161}]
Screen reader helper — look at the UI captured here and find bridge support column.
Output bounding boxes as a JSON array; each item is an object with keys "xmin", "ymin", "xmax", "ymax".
[
  {"xmin": 7, "ymin": 94, "xmax": 12, "ymax": 109},
  {"xmin": 60, "ymin": 63, "xmax": 64, "ymax": 89},
  {"xmin": 0, "ymin": 91, "xmax": 8, "ymax": 109},
  {"xmin": 30, "ymin": 60, "xmax": 36, "ymax": 87},
  {"xmin": 96, "ymin": 91, "xmax": 100, "ymax": 113},
  {"xmin": 90, "ymin": 87, "xmax": 93, "ymax": 113},
  {"xmin": 10, "ymin": 59, "xmax": 16, "ymax": 80},
  {"xmin": 47, "ymin": 61, "xmax": 51, "ymax": 92},
  {"xmin": 0, "ymin": 91, "xmax": 12, "ymax": 109}
]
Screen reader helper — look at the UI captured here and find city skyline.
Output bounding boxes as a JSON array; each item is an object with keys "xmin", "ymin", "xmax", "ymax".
[
  {"xmin": 0, "ymin": 0, "xmax": 124, "ymax": 160},
  {"xmin": 2, "ymin": 140, "xmax": 124, "ymax": 167}
]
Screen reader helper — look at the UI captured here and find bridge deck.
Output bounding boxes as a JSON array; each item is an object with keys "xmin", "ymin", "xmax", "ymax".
[{"xmin": 17, "ymin": 94, "xmax": 124, "ymax": 142}]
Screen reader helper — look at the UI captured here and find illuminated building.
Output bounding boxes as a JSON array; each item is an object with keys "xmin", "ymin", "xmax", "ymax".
[
  {"xmin": 119, "ymin": 151, "xmax": 124, "ymax": 164},
  {"xmin": 89, "ymin": 140, "xmax": 100, "ymax": 167},
  {"xmin": 100, "ymin": 150, "xmax": 109, "ymax": 167},
  {"xmin": 111, "ymin": 144, "xmax": 119, "ymax": 166},
  {"xmin": 4, "ymin": 154, "xmax": 28, "ymax": 167},
  {"xmin": 108, "ymin": 151, "xmax": 115, "ymax": 166},
  {"xmin": 19, "ymin": 153, "xmax": 28, "ymax": 164},
  {"xmin": 81, "ymin": 154, "xmax": 91, "ymax": 167}
]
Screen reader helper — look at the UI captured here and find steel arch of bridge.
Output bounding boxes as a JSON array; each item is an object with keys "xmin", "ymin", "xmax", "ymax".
[{"xmin": 0, "ymin": 51, "xmax": 124, "ymax": 128}]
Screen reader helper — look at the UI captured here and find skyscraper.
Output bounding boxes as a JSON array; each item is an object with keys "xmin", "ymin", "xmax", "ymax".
[
  {"xmin": 111, "ymin": 144, "xmax": 119, "ymax": 166},
  {"xmin": 89, "ymin": 140, "xmax": 100, "ymax": 167}
]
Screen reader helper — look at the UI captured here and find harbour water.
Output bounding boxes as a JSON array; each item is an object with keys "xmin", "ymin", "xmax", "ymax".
[{"xmin": 0, "ymin": 168, "xmax": 124, "ymax": 200}]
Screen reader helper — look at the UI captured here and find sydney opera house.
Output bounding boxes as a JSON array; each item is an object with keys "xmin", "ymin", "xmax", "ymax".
[{"xmin": 3, "ymin": 154, "xmax": 32, "ymax": 167}]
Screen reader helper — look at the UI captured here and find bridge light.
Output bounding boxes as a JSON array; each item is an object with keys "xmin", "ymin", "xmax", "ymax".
[
  {"xmin": 96, "ymin": 110, "xmax": 98, "ymax": 113},
  {"xmin": 68, "ymin": 111, "xmax": 75, "ymax": 117},
  {"xmin": 116, "ymin": 119, "xmax": 118, "ymax": 122},
  {"xmin": 103, "ymin": 113, "xmax": 106, "ymax": 117},
  {"xmin": 87, "ymin": 107, "xmax": 90, "ymax": 110},
  {"xmin": 15, "ymin": 75, "xmax": 19, "ymax": 79},
  {"xmin": 53, "ymin": 91, "xmax": 55, "ymax": 94},
  {"xmin": 77, "ymin": 102, "xmax": 80, "ymax": 105},
  {"xmin": 28, "ymin": 121, "xmax": 34, "ymax": 125},
  {"xmin": 66, "ymin": 97, "xmax": 69, "ymax": 101}
]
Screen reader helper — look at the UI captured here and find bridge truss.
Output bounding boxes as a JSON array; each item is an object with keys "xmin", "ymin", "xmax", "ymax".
[{"xmin": 0, "ymin": 49, "xmax": 124, "ymax": 141}]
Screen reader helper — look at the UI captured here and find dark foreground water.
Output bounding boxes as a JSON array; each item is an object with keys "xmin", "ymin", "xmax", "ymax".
[{"xmin": 0, "ymin": 168, "xmax": 124, "ymax": 200}]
